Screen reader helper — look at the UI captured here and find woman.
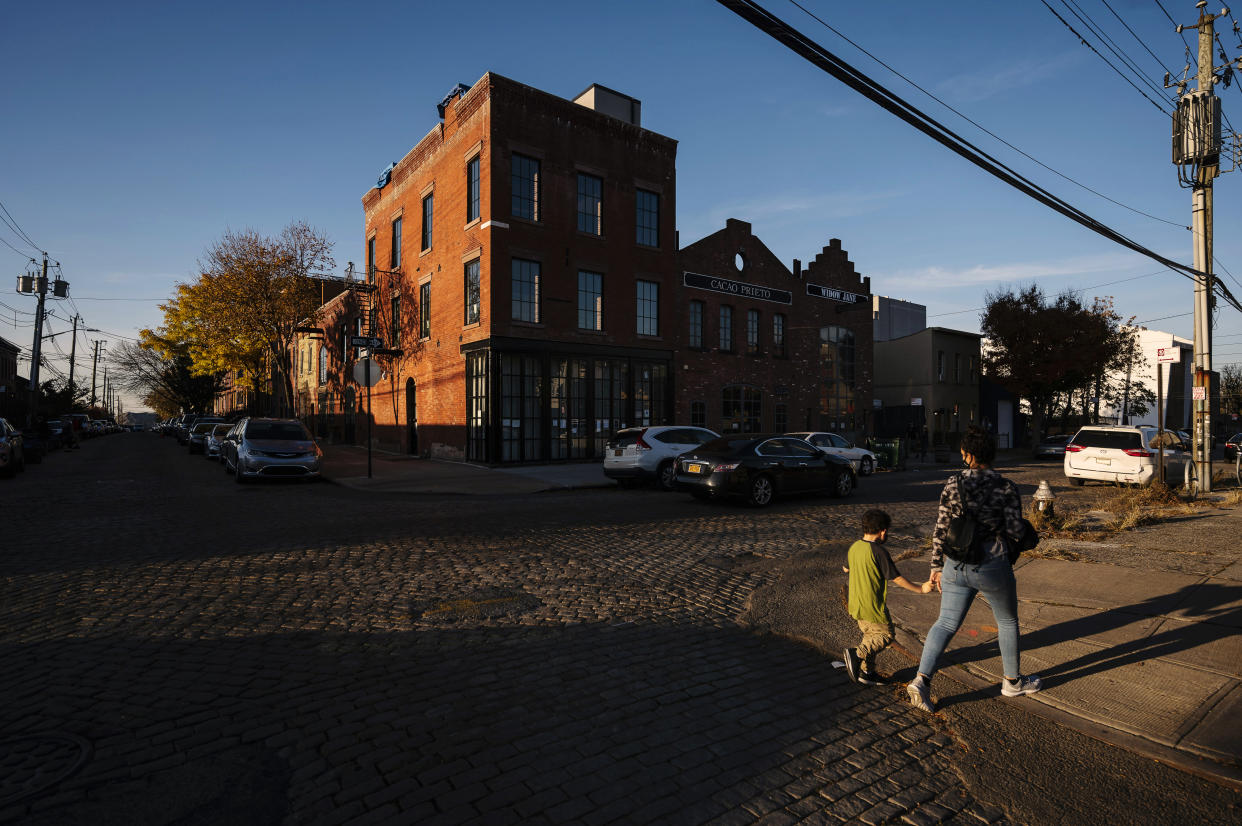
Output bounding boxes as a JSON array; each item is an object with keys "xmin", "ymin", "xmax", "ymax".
[{"xmin": 907, "ymin": 425, "xmax": 1041, "ymax": 712}]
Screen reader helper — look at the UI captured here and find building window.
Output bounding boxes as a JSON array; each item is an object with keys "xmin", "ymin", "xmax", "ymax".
[
  {"xmin": 390, "ymin": 294, "xmax": 401, "ymax": 347},
  {"xmin": 775, "ymin": 403, "xmax": 788, "ymax": 433},
  {"xmin": 636, "ymin": 280, "xmax": 659, "ymax": 336},
  {"xmin": 467, "ymin": 156, "xmax": 480, "ymax": 222},
  {"xmin": 512, "ymin": 258, "xmax": 540, "ymax": 323},
  {"xmin": 318, "ymin": 346, "xmax": 327, "ymax": 385},
  {"xmin": 969, "ymin": 356, "xmax": 976, "ymax": 384},
  {"xmin": 719, "ymin": 306, "xmax": 733, "ymax": 352},
  {"xmin": 954, "ymin": 353, "xmax": 961, "ymax": 383},
  {"xmin": 689, "ymin": 300, "xmax": 704, "ymax": 349},
  {"xmin": 577, "ymin": 173, "xmax": 602, "ymax": 235},
  {"xmin": 722, "ymin": 385, "xmax": 761, "ymax": 433},
  {"xmin": 390, "ymin": 217, "xmax": 402, "ymax": 269},
  {"xmin": 340, "ymin": 323, "xmax": 348, "ymax": 361},
  {"xmin": 501, "ymin": 354, "xmax": 542, "ymax": 462},
  {"xmin": 635, "ymin": 189, "xmax": 659, "ymax": 247},
  {"xmin": 466, "ymin": 351, "xmax": 489, "ymax": 462},
  {"xmin": 367, "ymin": 237, "xmax": 376, "ymax": 282},
  {"xmin": 937, "ymin": 350, "xmax": 945, "ymax": 382},
  {"xmin": 419, "ymin": 281, "xmax": 431, "ymax": 339},
  {"xmin": 512, "ymin": 154, "xmax": 540, "ymax": 221},
  {"xmin": 746, "ymin": 309, "xmax": 760, "ymax": 355},
  {"xmin": 690, "ymin": 401, "xmax": 706, "ymax": 429},
  {"xmin": 577, "ymin": 270, "xmax": 602, "ymax": 330},
  {"xmin": 464, "ymin": 260, "xmax": 480, "ymax": 325},
  {"xmin": 421, "ymin": 194, "xmax": 433, "ymax": 251},
  {"xmin": 774, "ymin": 313, "xmax": 786, "ymax": 358},
  {"xmin": 820, "ymin": 326, "xmax": 858, "ymax": 432}
]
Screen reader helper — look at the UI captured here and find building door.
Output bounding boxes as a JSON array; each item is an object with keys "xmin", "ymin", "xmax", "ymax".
[
  {"xmin": 997, "ymin": 399, "xmax": 1013, "ymax": 450},
  {"xmin": 405, "ymin": 378, "xmax": 417, "ymax": 455}
]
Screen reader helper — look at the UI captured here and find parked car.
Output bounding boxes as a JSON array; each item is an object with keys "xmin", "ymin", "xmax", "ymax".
[
  {"xmin": 1063, "ymin": 425, "xmax": 1187, "ymax": 487},
  {"xmin": 205, "ymin": 424, "xmax": 231, "ymax": 459},
  {"xmin": 187, "ymin": 419, "xmax": 229, "ymax": 454},
  {"xmin": 604, "ymin": 426, "xmax": 719, "ymax": 490},
  {"xmin": 1033, "ymin": 433, "xmax": 1072, "ymax": 459},
  {"xmin": 674, "ymin": 434, "xmax": 855, "ymax": 506},
  {"xmin": 0, "ymin": 418, "xmax": 26, "ymax": 477},
  {"xmin": 224, "ymin": 418, "xmax": 322, "ymax": 483},
  {"xmin": 784, "ymin": 431, "xmax": 878, "ymax": 475},
  {"xmin": 1225, "ymin": 433, "xmax": 1242, "ymax": 463}
]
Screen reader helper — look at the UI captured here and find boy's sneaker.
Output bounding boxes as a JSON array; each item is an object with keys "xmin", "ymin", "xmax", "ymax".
[
  {"xmin": 907, "ymin": 679, "xmax": 935, "ymax": 712},
  {"xmin": 1001, "ymin": 674, "xmax": 1043, "ymax": 697},
  {"xmin": 857, "ymin": 671, "xmax": 888, "ymax": 686},
  {"xmin": 843, "ymin": 648, "xmax": 861, "ymax": 683}
]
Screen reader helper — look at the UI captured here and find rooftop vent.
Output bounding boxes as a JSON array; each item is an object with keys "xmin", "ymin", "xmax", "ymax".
[{"xmin": 572, "ymin": 84, "xmax": 641, "ymax": 126}]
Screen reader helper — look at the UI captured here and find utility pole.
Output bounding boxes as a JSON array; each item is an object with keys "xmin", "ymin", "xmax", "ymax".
[
  {"xmin": 102, "ymin": 367, "xmax": 108, "ymax": 416},
  {"xmin": 67, "ymin": 313, "xmax": 79, "ymax": 404},
  {"xmin": 25, "ymin": 254, "xmax": 49, "ymax": 427},
  {"xmin": 1171, "ymin": 1, "xmax": 1234, "ymax": 493},
  {"xmin": 90, "ymin": 341, "xmax": 104, "ymax": 407}
]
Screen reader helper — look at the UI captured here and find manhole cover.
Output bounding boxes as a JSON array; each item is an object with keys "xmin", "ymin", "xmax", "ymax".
[
  {"xmin": 412, "ymin": 588, "xmax": 541, "ymax": 622},
  {"xmin": 0, "ymin": 732, "xmax": 92, "ymax": 807}
]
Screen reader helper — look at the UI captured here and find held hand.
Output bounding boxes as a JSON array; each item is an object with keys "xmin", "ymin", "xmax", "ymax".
[
  {"xmin": 920, "ymin": 580, "xmax": 934, "ymax": 594},
  {"xmin": 930, "ymin": 570, "xmax": 943, "ymax": 593},
  {"xmin": 842, "ymin": 566, "xmax": 849, "ymax": 573}
]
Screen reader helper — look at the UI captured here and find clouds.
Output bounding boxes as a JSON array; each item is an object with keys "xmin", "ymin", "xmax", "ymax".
[
  {"xmin": 693, "ymin": 188, "xmax": 907, "ymax": 233},
  {"xmin": 934, "ymin": 51, "xmax": 1083, "ymax": 104},
  {"xmin": 877, "ymin": 252, "xmax": 1145, "ymax": 292}
]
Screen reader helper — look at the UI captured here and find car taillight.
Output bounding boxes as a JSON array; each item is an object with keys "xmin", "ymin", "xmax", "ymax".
[
  {"xmin": 635, "ymin": 429, "xmax": 652, "ymax": 452},
  {"xmin": 713, "ymin": 462, "xmax": 740, "ymax": 473},
  {"xmin": 1123, "ymin": 448, "xmax": 1155, "ymax": 457},
  {"xmin": 1064, "ymin": 444, "xmax": 1086, "ymax": 452}
]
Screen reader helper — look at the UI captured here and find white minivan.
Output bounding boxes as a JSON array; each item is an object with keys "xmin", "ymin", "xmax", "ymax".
[{"xmin": 1063, "ymin": 425, "xmax": 1187, "ymax": 486}]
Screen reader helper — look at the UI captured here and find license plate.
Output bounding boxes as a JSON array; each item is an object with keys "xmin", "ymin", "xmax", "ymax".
[
  {"xmin": 1095, "ymin": 457, "xmax": 1111, "ymax": 465},
  {"xmin": 687, "ymin": 462, "xmax": 705, "ymax": 474},
  {"xmin": 614, "ymin": 449, "xmax": 623, "ymax": 457}
]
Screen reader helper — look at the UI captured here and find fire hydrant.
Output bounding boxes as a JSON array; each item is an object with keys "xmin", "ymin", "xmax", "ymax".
[{"xmin": 1033, "ymin": 480, "xmax": 1055, "ymax": 515}]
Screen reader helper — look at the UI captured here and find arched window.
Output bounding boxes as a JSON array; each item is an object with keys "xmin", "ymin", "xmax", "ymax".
[{"xmin": 318, "ymin": 346, "xmax": 328, "ymax": 385}]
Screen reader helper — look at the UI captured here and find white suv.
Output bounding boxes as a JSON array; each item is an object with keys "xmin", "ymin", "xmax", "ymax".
[
  {"xmin": 604, "ymin": 426, "xmax": 719, "ymax": 490},
  {"xmin": 1064, "ymin": 425, "xmax": 1187, "ymax": 487}
]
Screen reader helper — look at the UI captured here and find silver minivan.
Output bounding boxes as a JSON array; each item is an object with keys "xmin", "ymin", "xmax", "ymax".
[
  {"xmin": 1064, "ymin": 425, "xmax": 1186, "ymax": 486},
  {"xmin": 225, "ymin": 418, "xmax": 322, "ymax": 483}
]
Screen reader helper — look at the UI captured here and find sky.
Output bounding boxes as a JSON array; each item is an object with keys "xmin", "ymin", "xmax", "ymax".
[{"xmin": 4, "ymin": 0, "xmax": 1242, "ymax": 414}]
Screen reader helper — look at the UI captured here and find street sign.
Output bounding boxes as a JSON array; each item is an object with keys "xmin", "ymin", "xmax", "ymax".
[
  {"xmin": 911, "ymin": 397, "xmax": 923, "ymax": 406},
  {"xmin": 1157, "ymin": 346, "xmax": 1181, "ymax": 363},
  {"xmin": 1193, "ymin": 386, "xmax": 1206, "ymax": 401},
  {"xmin": 351, "ymin": 335, "xmax": 382, "ymax": 348},
  {"xmin": 352, "ymin": 358, "xmax": 383, "ymax": 387}
]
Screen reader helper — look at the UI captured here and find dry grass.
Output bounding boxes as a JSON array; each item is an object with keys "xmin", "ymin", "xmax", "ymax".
[{"xmin": 1026, "ymin": 481, "xmax": 1203, "ymax": 541}]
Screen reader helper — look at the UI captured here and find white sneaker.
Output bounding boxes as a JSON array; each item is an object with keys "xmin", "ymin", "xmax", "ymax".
[
  {"xmin": 1001, "ymin": 675, "xmax": 1043, "ymax": 697},
  {"xmin": 907, "ymin": 680, "xmax": 935, "ymax": 712}
]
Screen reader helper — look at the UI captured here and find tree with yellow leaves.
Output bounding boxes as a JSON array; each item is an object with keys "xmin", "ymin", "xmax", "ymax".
[{"xmin": 143, "ymin": 221, "xmax": 334, "ymax": 414}]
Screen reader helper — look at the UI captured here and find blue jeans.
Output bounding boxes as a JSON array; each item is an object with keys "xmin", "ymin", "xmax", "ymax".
[{"xmin": 918, "ymin": 555, "xmax": 1021, "ymax": 680}]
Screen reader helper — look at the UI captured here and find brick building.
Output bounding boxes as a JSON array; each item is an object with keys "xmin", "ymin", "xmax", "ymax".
[
  {"xmin": 676, "ymin": 220, "xmax": 873, "ymax": 436},
  {"xmin": 301, "ymin": 73, "xmax": 874, "ymax": 463}
]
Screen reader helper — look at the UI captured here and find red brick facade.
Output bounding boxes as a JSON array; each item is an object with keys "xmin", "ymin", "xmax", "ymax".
[{"xmin": 299, "ymin": 73, "xmax": 873, "ymax": 463}]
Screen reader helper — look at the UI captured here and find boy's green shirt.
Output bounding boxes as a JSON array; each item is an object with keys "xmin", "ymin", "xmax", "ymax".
[{"xmin": 847, "ymin": 538, "xmax": 901, "ymax": 624}]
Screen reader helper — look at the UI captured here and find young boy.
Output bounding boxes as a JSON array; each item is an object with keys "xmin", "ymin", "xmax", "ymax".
[{"xmin": 843, "ymin": 509, "xmax": 933, "ymax": 684}]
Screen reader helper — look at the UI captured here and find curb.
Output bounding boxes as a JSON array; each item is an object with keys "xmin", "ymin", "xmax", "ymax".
[{"xmin": 890, "ymin": 623, "xmax": 1242, "ymax": 792}]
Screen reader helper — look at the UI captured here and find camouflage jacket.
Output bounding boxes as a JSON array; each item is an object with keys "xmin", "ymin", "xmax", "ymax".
[{"xmin": 931, "ymin": 468, "xmax": 1024, "ymax": 570}]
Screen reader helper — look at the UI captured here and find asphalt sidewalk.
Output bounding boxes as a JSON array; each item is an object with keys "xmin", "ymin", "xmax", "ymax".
[{"xmin": 320, "ymin": 443, "xmax": 1242, "ymax": 786}]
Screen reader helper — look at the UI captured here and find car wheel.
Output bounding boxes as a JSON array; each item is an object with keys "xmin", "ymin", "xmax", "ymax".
[
  {"xmin": 746, "ymin": 474, "xmax": 774, "ymax": 507},
  {"xmin": 657, "ymin": 460, "xmax": 677, "ymax": 491},
  {"xmin": 859, "ymin": 456, "xmax": 874, "ymax": 476},
  {"xmin": 1069, "ymin": 478, "xmax": 1085, "ymax": 487},
  {"xmin": 832, "ymin": 469, "xmax": 855, "ymax": 497}
]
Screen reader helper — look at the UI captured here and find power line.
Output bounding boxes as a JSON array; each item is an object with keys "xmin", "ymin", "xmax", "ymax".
[
  {"xmin": 1040, "ymin": 0, "xmax": 1172, "ymax": 114},
  {"xmin": 0, "ymin": 198, "xmax": 40, "ymax": 252},
  {"xmin": 1058, "ymin": 0, "xmax": 1175, "ymax": 106},
  {"xmin": 1100, "ymin": 0, "xmax": 1179, "ymax": 79},
  {"xmin": 785, "ymin": 0, "xmax": 1187, "ymax": 229},
  {"xmin": 717, "ymin": 1, "xmax": 1242, "ymax": 314},
  {"xmin": 1135, "ymin": 311, "xmax": 1192, "ymax": 324},
  {"xmin": 926, "ymin": 268, "xmax": 1170, "ymax": 319}
]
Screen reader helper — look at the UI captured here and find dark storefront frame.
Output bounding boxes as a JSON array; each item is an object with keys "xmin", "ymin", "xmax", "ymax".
[{"xmin": 465, "ymin": 338, "xmax": 672, "ymax": 464}]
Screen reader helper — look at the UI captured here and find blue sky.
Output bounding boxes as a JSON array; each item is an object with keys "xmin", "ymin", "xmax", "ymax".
[{"xmin": 4, "ymin": 0, "xmax": 1241, "ymax": 412}]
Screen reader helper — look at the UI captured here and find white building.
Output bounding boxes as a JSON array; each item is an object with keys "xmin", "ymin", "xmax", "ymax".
[{"xmin": 1103, "ymin": 327, "xmax": 1194, "ymax": 429}]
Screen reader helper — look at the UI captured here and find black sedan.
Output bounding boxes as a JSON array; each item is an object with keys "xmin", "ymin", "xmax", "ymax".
[
  {"xmin": 1033, "ymin": 433, "xmax": 1071, "ymax": 459},
  {"xmin": 1226, "ymin": 433, "xmax": 1242, "ymax": 463},
  {"xmin": 674, "ymin": 434, "xmax": 855, "ymax": 506}
]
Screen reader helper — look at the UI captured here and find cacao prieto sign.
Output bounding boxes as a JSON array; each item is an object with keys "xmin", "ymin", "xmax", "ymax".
[{"xmin": 683, "ymin": 272, "xmax": 792, "ymax": 305}]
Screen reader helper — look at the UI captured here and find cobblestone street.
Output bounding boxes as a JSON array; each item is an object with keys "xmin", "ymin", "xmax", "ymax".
[{"xmin": 2, "ymin": 436, "xmax": 1238, "ymax": 824}]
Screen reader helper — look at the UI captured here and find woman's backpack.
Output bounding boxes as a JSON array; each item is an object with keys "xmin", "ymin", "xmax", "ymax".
[{"xmin": 942, "ymin": 475, "xmax": 989, "ymax": 565}]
